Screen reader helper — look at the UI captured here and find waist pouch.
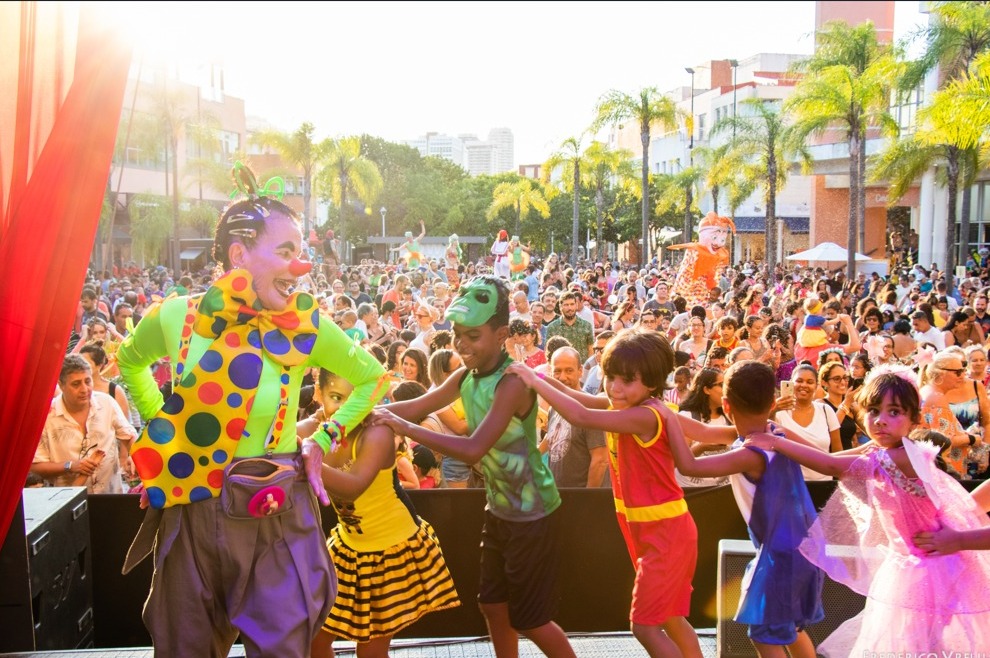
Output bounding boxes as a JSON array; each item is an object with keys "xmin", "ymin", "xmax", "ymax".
[{"xmin": 221, "ymin": 454, "xmax": 303, "ymax": 519}]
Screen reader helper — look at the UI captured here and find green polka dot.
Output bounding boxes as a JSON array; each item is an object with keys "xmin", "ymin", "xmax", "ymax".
[
  {"xmin": 198, "ymin": 456, "xmax": 210, "ymax": 466},
  {"xmin": 199, "ymin": 287, "xmax": 226, "ymax": 315},
  {"xmin": 296, "ymin": 294, "xmax": 313, "ymax": 311},
  {"xmin": 186, "ymin": 413, "xmax": 222, "ymax": 447}
]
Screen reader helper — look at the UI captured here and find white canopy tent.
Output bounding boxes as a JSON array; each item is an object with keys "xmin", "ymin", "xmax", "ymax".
[{"xmin": 785, "ymin": 242, "xmax": 870, "ymax": 263}]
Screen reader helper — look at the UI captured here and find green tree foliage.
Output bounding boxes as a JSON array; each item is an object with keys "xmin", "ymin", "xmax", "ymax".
[
  {"xmin": 710, "ymin": 98, "xmax": 810, "ymax": 273},
  {"xmin": 788, "ymin": 19, "xmax": 900, "ymax": 277},
  {"xmin": 128, "ymin": 194, "xmax": 173, "ymax": 264},
  {"xmin": 592, "ymin": 88, "xmax": 682, "ymax": 267}
]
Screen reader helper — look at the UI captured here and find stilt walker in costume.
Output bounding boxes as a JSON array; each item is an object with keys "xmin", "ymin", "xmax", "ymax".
[
  {"xmin": 491, "ymin": 229, "xmax": 511, "ymax": 279},
  {"xmin": 117, "ymin": 163, "xmax": 387, "ymax": 658},
  {"xmin": 445, "ymin": 233, "xmax": 463, "ymax": 290},
  {"xmin": 508, "ymin": 235, "xmax": 531, "ymax": 281},
  {"xmin": 390, "ymin": 220, "xmax": 426, "ymax": 270},
  {"xmin": 666, "ymin": 211, "xmax": 735, "ymax": 308},
  {"xmin": 303, "ymin": 369, "xmax": 460, "ymax": 658}
]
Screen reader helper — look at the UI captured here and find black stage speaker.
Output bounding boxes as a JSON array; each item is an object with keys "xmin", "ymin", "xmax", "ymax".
[
  {"xmin": 717, "ymin": 538, "xmax": 865, "ymax": 657},
  {"xmin": 0, "ymin": 487, "xmax": 94, "ymax": 652}
]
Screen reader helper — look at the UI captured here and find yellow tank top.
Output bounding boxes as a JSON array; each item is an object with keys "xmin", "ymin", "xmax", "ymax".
[{"xmin": 330, "ymin": 430, "xmax": 419, "ymax": 551}]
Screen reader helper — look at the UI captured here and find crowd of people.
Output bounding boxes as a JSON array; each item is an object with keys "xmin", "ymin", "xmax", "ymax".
[{"xmin": 28, "ymin": 165, "xmax": 990, "ymax": 657}]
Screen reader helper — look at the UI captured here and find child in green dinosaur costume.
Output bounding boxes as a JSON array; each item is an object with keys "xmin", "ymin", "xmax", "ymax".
[{"xmin": 371, "ymin": 275, "xmax": 576, "ymax": 658}]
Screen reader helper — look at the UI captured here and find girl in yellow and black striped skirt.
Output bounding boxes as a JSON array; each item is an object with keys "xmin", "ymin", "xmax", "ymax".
[{"xmin": 300, "ymin": 368, "xmax": 460, "ymax": 658}]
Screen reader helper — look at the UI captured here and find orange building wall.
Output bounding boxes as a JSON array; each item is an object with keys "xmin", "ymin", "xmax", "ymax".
[{"xmin": 810, "ymin": 176, "xmax": 919, "ymax": 259}]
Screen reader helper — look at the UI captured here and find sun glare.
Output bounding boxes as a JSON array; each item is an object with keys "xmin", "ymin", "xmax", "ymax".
[{"xmin": 88, "ymin": 1, "xmax": 226, "ymax": 73}]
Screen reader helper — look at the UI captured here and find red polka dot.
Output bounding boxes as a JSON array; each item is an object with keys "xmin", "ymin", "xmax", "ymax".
[
  {"xmin": 172, "ymin": 487, "xmax": 183, "ymax": 497},
  {"xmin": 246, "ymin": 396, "xmax": 254, "ymax": 414},
  {"xmin": 207, "ymin": 469, "xmax": 224, "ymax": 489},
  {"xmin": 182, "ymin": 325, "xmax": 192, "ymax": 337},
  {"xmin": 231, "ymin": 276, "xmax": 248, "ymax": 291},
  {"xmin": 185, "ymin": 314, "xmax": 196, "ymax": 324},
  {"xmin": 277, "ymin": 406, "xmax": 286, "ymax": 419},
  {"xmin": 275, "ymin": 421, "xmax": 283, "ymax": 432},
  {"xmin": 225, "ymin": 332, "xmax": 241, "ymax": 348},
  {"xmin": 226, "ymin": 417, "xmax": 247, "ymax": 440},
  {"xmin": 275, "ymin": 312, "xmax": 300, "ymax": 330},
  {"xmin": 198, "ymin": 382, "xmax": 224, "ymax": 405},
  {"xmin": 131, "ymin": 447, "xmax": 163, "ymax": 480}
]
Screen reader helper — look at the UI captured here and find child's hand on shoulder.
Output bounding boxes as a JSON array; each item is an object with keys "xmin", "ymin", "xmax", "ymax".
[
  {"xmin": 369, "ymin": 408, "xmax": 412, "ymax": 434},
  {"xmin": 743, "ymin": 433, "xmax": 777, "ymax": 452},
  {"xmin": 506, "ymin": 362, "xmax": 536, "ymax": 387}
]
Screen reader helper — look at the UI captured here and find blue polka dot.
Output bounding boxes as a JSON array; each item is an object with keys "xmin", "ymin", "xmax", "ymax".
[
  {"xmin": 189, "ymin": 487, "xmax": 213, "ymax": 502},
  {"xmin": 228, "ymin": 353, "xmax": 263, "ymax": 389},
  {"xmin": 161, "ymin": 394, "xmax": 184, "ymax": 415},
  {"xmin": 147, "ymin": 418, "xmax": 176, "ymax": 444},
  {"xmin": 311, "ymin": 309, "xmax": 320, "ymax": 327},
  {"xmin": 227, "ymin": 392, "xmax": 242, "ymax": 408},
  {"xmin": 263, "ymin": 330, "xmax": 290, "ymax": 356},
  {"xmin": 247, "ymin": 329, "xmax": 262, "ymax": 348},
  {"xmin": 176, "ymin": 363, "xmax": 184, "ymax": 375},
  {"xmin": 167, "ymin": 453, "xmax": 195, "ymax": 479},
  {"xmin": 293, "ymin": 333, "xmax": 317, "ymax": 354},
  {"xmin": 280, "ymin": 373, "xmax": 290, "ymax": 385},
  {"xmin": 146, "ymin": 487, "xmax": 166, "ymax": 509},
  {"xmin": 199, "ymin": 350, "xmax": 223, "ymax": 373},
  {"xmin": 212, "ymin": 449, "xmax": 228, "ymax": 464}
]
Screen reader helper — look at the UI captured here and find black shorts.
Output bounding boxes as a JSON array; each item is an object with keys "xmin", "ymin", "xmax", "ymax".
[{"xmin": 477, "ymin": 508, "xmax": 562, "ymax": 630}]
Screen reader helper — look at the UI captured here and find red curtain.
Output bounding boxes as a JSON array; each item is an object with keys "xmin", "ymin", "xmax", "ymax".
[{"xmin": 0, "ymin": 3, "xmax": 131, "ymax": 545}]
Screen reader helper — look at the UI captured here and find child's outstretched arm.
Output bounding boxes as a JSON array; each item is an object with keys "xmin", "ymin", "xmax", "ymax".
[
  {"xmin": 506, "ymin": 362, "xmax": 655, "ymax": 435},
  {"xmin": 744, "ymin": 429, "xmax": 857, "ymax": 479},
  {"xmin": 508, "ymin": 362, "xmax": 610, "ymax": 409},
  {"xmin": 379, "ymin": 366, "xmax": 463, "ymax": 422},
  {"xmin": 675, "ymin": 413, "xmax": 738, "ymax": 445},
  {"xmin": 661, "ymin": 405, "xmax": 765, "ymax": 480},
  {"xmin": 914, "ymin": 526, "xmax": 990, "ymax": 555},
  {"xmin": 371, "ymin": 371, "xmax": 530, "ymax": 464},
  {"xmin": 320, "ymin": 424, "xmax": 396, "ymax": 500}
]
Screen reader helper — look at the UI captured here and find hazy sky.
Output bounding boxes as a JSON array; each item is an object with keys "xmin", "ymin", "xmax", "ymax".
[{"xmin": 117, "ymin": 1, "xmax": 929, "ymax": 165}]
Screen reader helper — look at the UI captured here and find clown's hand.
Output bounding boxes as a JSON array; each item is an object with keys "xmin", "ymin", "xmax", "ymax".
[{"xmin": 301, "ymin": 438, "xmax": 330, "ymax": 506}]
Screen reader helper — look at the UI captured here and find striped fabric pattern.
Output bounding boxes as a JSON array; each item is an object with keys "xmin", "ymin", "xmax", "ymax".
[{"xmin": 323, "ymin": 519, "xmax": 460, "ymax": 640}]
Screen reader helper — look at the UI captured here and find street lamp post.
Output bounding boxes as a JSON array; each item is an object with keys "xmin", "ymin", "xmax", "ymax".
[
  {"xmin": 380, "ymin": 206, "xmax": 387, "ymax": 237},
  {"xmin": 684, "ymin": 67, "xmax": 695, "ymax": 246},
  {"xmin": 729, "ymin": 59, "xmax": 738, "ymax": 142}
]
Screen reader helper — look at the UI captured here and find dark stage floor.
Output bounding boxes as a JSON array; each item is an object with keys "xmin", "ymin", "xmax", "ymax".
[{"xmin": 0, "ymin": 630, "xmax": 721, "ymax": 658}]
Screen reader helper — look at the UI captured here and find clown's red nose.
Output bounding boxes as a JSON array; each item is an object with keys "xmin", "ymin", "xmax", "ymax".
[{"xmin": 288, "ymin": 258, "xmax": 312, "ymax": 276}]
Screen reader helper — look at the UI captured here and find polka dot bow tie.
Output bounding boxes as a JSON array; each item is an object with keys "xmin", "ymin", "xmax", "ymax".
[{"xmin": 132, "ymin": 269, "xmax": 318, "ymax": 509}]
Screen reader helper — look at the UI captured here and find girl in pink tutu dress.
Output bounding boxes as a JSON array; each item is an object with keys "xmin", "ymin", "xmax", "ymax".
[{"xmin": 746, "ymin": 367, "xmax": 990, "ymax": 657}]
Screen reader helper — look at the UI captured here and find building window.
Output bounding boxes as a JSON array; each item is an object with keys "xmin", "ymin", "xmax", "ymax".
[{"xmin": 698, "ymin": 114, "xmax": 706, "ymax": 141}]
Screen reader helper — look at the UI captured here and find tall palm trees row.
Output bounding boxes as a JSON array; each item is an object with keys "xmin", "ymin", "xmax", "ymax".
[{"xmin": 544, "ymin": 2, "xmax": 990, "ymax": 283}]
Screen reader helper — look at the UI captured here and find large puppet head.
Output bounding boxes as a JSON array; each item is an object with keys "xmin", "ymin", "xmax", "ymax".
[{"xmin": 697, "ymin": 212, "xmax": 736, "ymax": 250}]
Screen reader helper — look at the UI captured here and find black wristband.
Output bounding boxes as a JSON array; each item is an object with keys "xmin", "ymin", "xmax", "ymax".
[{"xmin": 969, "ymin": 434, "xmax": 977, "ymax": 447}]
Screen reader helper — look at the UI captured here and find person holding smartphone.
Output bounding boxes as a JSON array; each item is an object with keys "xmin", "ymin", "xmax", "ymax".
[{"xmin": 771, "ymin": 364, "xmax": 842, "ymax": 481}]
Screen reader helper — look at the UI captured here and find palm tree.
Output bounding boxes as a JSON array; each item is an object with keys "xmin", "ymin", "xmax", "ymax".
[
  {"xmin": 583, "ymin": 141, "xmax": 637, "ymax": 261},
  {"xmin": 486, "ymin": 179, "xmax": 550, "ymax": 243},
  {"xmin": 592, "ymin": 88, "xmax": 681, "ymax": 268},
  {"xmin": 892, "ymin": 1, "xmax": 990, "ymax": 290},
  {"xmin": 710, "ymin": 98, "xmax": 810, "ymax": 273},
  {"xmin": 542, "ymin": 136, "xmax": 585, "ymax": 265},
  {"xmin": 251, "ymin": 122, "xmax": 323, "ymax": 236},
  {"xmin": 314, "ymin": 136, "xmax": 383, "ymax": 263},
  {"xmin": 788, "ymin": 20, "xmax": 900, "ymax": 278},
  {"xmin": 874, "ymin": 56, "xmax": 989, "ymax": 292}
]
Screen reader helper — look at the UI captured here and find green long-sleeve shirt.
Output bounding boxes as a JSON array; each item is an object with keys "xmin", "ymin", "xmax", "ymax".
[{"xmin": 117, "ymin": 294, "xmax": 386, "ymax": 456}]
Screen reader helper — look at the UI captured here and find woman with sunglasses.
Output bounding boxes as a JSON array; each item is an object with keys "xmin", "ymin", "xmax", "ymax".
[
  {"xmin": 818, "ymin": 362, "xmax": 862, "ymax": 450},
  {"xmin": 920, "ymin": 349, "xmax": 986, "ymax": 478}
]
